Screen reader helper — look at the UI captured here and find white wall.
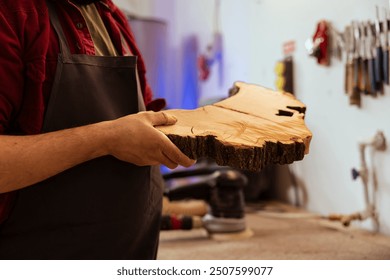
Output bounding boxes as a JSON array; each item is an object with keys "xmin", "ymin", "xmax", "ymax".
[
  {"xmin": 113, "ymin": 0, "xmax": 151, "ymax": 16},
  {"xmin": 116, "ymin": 0, "xmax": 390, "ymax": 234}
]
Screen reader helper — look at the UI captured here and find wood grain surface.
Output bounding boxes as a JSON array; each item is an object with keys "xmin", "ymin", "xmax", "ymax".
[{"xmin": 157, "ymin": 82, "xmax": 312, "ymax": 171}]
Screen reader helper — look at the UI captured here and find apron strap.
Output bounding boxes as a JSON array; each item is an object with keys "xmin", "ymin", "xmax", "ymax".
[{"xmin": 46, "ymin": 1, "xmax": 72, "ymax": 60}]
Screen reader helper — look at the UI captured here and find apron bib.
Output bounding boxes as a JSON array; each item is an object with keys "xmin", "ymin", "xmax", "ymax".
[{"xmin": 0, "ymin": 2, "xmax": 162, "ymax": 259}]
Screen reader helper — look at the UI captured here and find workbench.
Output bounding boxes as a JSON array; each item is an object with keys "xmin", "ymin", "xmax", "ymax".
[{"xmin": 157, "ymin": 202, "xmax": 390, "ymax": 260}]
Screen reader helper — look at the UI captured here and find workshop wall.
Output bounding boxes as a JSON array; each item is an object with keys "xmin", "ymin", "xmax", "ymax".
[
  {"xmin": 115, "ymin": 0, "xmax": 390, "ymax": 235},
  {"xmin": 113, "ymin": 0, "xmax": 151, "ymax": 16}
]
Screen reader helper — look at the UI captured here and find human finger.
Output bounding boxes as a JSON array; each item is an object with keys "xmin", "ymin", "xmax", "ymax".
[
  {"xmin": 145, "ymin": 111, "xmax": 177, "ymax": 127},
  {"xmin": 162, "ymin": 141, "xmax": 196, "ymax": 168},
  {"xmin": 158, "ymin": 153, "xmax": 179, "ymax": 170}
]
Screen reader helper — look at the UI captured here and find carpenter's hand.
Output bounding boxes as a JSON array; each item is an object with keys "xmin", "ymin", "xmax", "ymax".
[{"xmin": 104, "ymin": 111, "xmax": 195, "ymax": 169}]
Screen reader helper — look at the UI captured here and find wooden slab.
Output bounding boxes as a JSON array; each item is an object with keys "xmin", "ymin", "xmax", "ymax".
[{"xmin": 157, "ymin": 82, "xmax": 312, "ymax": 171}]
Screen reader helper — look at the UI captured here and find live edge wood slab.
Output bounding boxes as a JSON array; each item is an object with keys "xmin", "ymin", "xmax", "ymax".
[{"xmin": 156, "ymin": 82, "xmax": 312, "ymax": 172}]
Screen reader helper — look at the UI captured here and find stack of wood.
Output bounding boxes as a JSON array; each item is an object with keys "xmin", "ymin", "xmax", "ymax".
[{"xmin": 157, "ymin": 82, "xmax": 312, "ymax": 171}]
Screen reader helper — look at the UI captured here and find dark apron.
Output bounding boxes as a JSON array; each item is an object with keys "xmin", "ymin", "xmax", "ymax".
[{"xmin": 0, "ymin": 2, "xmax": 162, "ymax": 260}]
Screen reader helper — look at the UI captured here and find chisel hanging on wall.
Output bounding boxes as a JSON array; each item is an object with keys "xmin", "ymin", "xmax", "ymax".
[
  {"xmin": 382, "ymin": 7, "xmax": 389, "ymax": 85},
  {"xmin": 374, "ymin": 6, "xmax": 384, "ymax": 93},
  {"xmin": 358, "ymin": 22, "xmax": 368, "ymax": 95},
  {"xmin": 344, "ymin": 25, "xmax": 354, "ymax": 96},
  {"xmin": 350, "ymin": 21, "xmax": 362, "ymax": 107},
  {"xmin": 364, "ymin": 21, "xmax": 378, "ymax": 96},
  {"xmin": 386, "ymin": 7, "xmax": 390, "ymax": 85}
]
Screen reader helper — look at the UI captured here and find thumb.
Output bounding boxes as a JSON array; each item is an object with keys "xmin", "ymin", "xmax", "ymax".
[{"xmin": 150, "ymin": 111, "xmax": 177, "ymax": 127}]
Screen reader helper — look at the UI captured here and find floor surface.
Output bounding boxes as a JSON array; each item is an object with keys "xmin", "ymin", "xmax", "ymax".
[{"xmin": 157, "ymin": 202, "xmax": 390, "ymax": 260}]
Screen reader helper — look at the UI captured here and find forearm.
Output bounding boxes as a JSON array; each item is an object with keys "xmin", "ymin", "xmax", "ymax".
[
  {"xmin": 0, "ymin": 121, "xmax": 110, "ymax": 194},
  {"xmin": 0, "ymin": 111, "xmax": 195, "ymax": 194}
]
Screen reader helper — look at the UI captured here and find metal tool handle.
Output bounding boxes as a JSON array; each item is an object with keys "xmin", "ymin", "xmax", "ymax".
[
  {"xmin": 383, "ymin": 49, "xmax": 389, "ymax": 84},
  {"xmin": 374, "ymin": 46, "xmax": 384, "ymax": 89},
  {"xmin": 367, "ymin": 58, "xmax": 377, "ymax": 96}
]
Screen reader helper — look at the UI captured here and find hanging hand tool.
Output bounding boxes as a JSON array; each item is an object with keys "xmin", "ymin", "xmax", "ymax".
[
  {"xmin": 382, "ymin": 7, "xmax": 389, "ymax": 85},
  {"xmin": 350, "ymin": 21, "xmax": 362, "ymax": 107},
  {"xmin": 306, "ymin": 20, "xmax": 330, "ymax": 66},
  {"xmin": 358, "ymin": 22, "xmax": 368, "ymax": 95},
  {"xmin": 386, "ymin": 7, "xmax": 390, "ymax": 85},
  {"xmin": 344, "ymin": 25, "xmax": 355, "ymax": 96},
  {"xmin": 364, "ymin": 21, "xmax": 378, "ymax": 96},
  {"xmin": 374, "ymin": 6, "xmax": 384, "ymax": 93}
]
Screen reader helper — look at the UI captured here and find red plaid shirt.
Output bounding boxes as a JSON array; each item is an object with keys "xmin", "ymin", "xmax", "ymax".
[{"xmin": 0, "ymin": 0, "xmax": 156, "ymax": 223}]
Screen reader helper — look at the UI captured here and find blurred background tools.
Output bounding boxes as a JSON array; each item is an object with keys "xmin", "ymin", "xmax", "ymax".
[
  {"xmin": 344, "ymin": 6, "xmax": 389, "ymax": 106},
  {"xmin": 345, "ymin": 6, "xmax": 389, "ymax": 106},
  {"xmin": 306, "ymin": 20, "xmax": 330, "ymax": 66},
  {"xmin": 306, "ymin": 4, "xmax": 390, "ymax": 108},
  {"xmin": 161, "ymin": 165, "xmax": 254, "ymax": 239}
]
